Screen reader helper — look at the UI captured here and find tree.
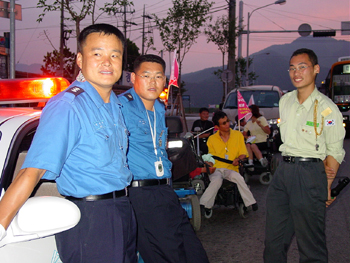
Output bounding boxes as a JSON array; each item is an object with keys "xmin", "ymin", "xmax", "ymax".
[
  {"xmin": 205, "ymin": 15, "xmax": 257, "ymax": 90},
  {"xmin": 36, "ymin": 0, "xmax": 133, "ymax": 77},
  {"xmin": 41, "ymin": 47, "xmax": 76, "ymax": 82},
  {"xmin": 154, "ymin": 0, "xmax": 213, "ymax": 84},
  {"xmin": 125, "ymin": 39, "xmax": 140, "ymax": 72},
  {"xmin": 204, "ymin": 15, "xmax": 230, "ymax": 103}
]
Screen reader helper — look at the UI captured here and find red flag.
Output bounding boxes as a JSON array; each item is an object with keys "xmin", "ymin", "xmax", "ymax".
[
  {"xmin": 248, "ymin": 94, "xmax": 255, "ymax": 106},
  {"xmin": 168, "ymin": 51, "xmax": 179, "ymax": 88},
  {"xmin": 237, "ymin": 90, "xmax": 252, "ymax": 121}
]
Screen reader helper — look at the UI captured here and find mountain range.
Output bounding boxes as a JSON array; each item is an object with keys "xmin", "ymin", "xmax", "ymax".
[
  {"xmin": 15, "ymin": 36, "xmax": 350, "ymax": 108},
  {"xmin": 181, "ymin": 36, "xmax": 350, "ymax": 108}
]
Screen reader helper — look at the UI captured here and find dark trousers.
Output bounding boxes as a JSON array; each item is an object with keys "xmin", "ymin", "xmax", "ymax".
[
  {"xmin": 129, "ymin": 184, "xmax": 209, "ymax": 263},
  {"xmin": 55, "ymin": 196, "xmax": 137, "ymax": 263},
  {"xmin": 264, "ymin": 160, "xmax": 328, "ymax": 263}
]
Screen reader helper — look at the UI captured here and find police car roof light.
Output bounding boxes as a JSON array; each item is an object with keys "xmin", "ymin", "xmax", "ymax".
[{"xmin": 0, "ymin": 77, "xmax": 70, "ymax": 104}]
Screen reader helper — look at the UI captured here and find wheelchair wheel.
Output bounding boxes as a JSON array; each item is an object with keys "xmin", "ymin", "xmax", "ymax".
[
  {"xmin": 191, "ymin": 179, "xmax": 205, "ymax": 195},
  {"xmin": 189, "ymin": 195, "xmax": 201, "ymax": 231},
  {"xmin": 259, "ymin": 172, "xmax": 272, "ymax": 185},
  {"xmin": 238, "ymin": 203, "xmax": 248, "ymax": 219}
]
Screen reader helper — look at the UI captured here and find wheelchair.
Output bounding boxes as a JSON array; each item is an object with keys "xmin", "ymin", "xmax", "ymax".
[
  {"xmin": 242, "ymin": 128, "xmax": 280, "ymax": 185},
  {"xmin": 201, "ymin": 160, "xmax": 250, "ymax": 219},
  {"xmin": 165, "ymin": 116, "xmax": 205, "ymax": 231}
]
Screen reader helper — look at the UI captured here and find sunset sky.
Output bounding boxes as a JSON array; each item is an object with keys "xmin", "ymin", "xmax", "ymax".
[{"xmin": 0, "ymin": 0, "xmax": 349, "ymax": 75}]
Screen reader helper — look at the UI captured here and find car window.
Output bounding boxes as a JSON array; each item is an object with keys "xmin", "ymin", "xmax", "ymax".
[
  {"xmin": 1, "ymin": 121, "xmax": 62, "ymax": 198},
  {"xmin": 1, "ymin": 122, "xmax": 38, "ymax": 191},
  {"xmin": 224, "ymin": 90, "xmax": 280, "ymax": 109}
]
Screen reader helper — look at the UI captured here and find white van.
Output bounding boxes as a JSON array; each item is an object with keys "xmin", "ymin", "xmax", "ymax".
[{"xmin": 222, "ymin": 85, "xmax": 283, "ymax": 127}]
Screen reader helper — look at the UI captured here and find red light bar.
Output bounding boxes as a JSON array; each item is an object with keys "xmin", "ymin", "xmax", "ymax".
[{"xmin": 0, "ymin": 77, "xmax": 70, "ymax": 103}]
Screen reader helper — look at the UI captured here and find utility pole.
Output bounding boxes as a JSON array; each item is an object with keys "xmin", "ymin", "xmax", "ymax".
[
  {"xmin": 114, "ymin": 5, "xmax": 134, "ymax": 70},
  {"xmin": 237, "ymin": 0, "xmax": 243, "ymax": 87},
  {"xmin": 142, "ymin": 5, "xmax": 152, "ymax": 55},
  {"xmin": 227, "ymin": 0, "xmax": 236, "ymax": 92}
]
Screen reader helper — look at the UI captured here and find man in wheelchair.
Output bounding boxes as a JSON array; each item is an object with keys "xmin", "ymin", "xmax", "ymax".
[{"xmin": 200, "ymin": 111, "xmax": 258, "ymax": 218}]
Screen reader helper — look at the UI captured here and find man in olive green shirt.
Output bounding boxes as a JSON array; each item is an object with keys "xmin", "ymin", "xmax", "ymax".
[{"xmin": 264, "ymin": 48, "xmax": 345, "ymax": 263}]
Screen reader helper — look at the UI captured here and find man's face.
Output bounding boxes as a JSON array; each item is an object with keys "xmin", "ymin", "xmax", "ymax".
[
  {"xmin": 76, "ymin": 32, "xmax": 123, "ymax": 92},
  {"xmin": 217, "ymin": 116, "xmax": 230, "ymax": 133},
  {"xmin": 200, "ymin": 111, "xmax": 209, "ymax": 121},
  {"xmin": 131, "ymin": 62, "xmax": 166, "ymax": 106},
  {"xmin": 289, "ymin": 53, "xmax": 319, "ymax": 90}
]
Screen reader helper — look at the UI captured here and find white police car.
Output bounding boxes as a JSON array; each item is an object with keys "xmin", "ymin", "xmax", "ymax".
[{"xmin": 0, "ymin": 78, "xmax": 80, "ymax": 263}]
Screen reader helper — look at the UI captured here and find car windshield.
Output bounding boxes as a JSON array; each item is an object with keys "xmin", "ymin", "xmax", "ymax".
[{"xmin": 223, "ymin": 90, "xmax": 280, "ymax": 109}]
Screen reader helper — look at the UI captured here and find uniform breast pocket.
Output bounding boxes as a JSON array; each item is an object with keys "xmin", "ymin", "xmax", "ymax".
[
  {"xmin": 91, "ymin": 121, "xmax": 117, "ymax": 165},
  {"xmin": 137, "ymin": 119, "xmax": 149, "ymax": 135}
]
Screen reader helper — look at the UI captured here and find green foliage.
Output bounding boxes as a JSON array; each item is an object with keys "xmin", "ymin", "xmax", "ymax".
[
  {"xmin": 36, "ymin": 0, "xmax": 133, "ymax": 78},
  {"xmin": 204, "ymin": 15, "xmax": 229, "ymax": 55},
  {"xmin": 37, "ymin": 0, "xmax": 133, "ymax": 36},
  {"xmin": 126, "ymin": 38, "xmax": 140, "ymax": 72},
  {"xmin": 154, "ymin": 0, "xmax": 213, "ymax": 84},
  {"xmin": 41, "ymin": 47, "xmax": 76, "ymax": 82}
]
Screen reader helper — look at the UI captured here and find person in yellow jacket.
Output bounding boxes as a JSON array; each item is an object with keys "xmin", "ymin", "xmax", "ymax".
[{"xmin": 200, "ymin": 111, "xmax": 258, "ymax": 218}]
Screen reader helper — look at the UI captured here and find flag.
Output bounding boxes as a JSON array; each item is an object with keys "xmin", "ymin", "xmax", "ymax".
[
  {"xmin": 248, "ymin": 94, "xmax": 255, "ymax": 106},
  {"xmin": 168, "ymin": 50, "xmax": 179, "ymax": 88},
  {"xmin": 237, "ymin": 90, "xmax": 252, "ymax": 121}
]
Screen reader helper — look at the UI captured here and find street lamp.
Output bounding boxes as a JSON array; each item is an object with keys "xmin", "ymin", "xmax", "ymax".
[{"xmin": 245, "ymin": 0, "xmax": 286, "ymax": 86}]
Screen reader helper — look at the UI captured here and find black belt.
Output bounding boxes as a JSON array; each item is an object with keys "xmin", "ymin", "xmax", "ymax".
[
  {"xmin": 283, "ymin": 156, "xmax": 322, "ymax": 163},
  {"xmin": 65, "ymin": 188, "xmax": 127, "ymax": 201},
  {"xmin": 131, "ymin": 178, "xmax": 169, "ymax": 187}
]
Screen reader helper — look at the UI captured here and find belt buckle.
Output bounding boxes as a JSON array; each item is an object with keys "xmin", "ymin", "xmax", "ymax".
[{"xmin": 284, "ymin": 156, "xmax": 295, "ymax": 163}]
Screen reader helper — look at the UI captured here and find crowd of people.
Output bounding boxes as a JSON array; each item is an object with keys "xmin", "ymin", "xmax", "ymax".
[{"xmin": 0, "ymin": 22, "xmax": 345, "ymax": 263}]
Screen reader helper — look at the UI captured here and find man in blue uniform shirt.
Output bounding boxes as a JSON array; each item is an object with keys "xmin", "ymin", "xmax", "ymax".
[
  {"xmin": 119, "ymin": 54, "xmax": 209, "ymax": 263},
  {"xmin": 0, "ymin": 24, "xmax": 137, "ymax": 262}
]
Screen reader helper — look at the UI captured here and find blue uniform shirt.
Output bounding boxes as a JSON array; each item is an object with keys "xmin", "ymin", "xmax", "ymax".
[
  {"xmin": 22, "ymin": 80, "xmax": 132, "ymax": 197},
  {"xmin": 119, "ymin": 88, "xmax": 172, "ymax": 180}
]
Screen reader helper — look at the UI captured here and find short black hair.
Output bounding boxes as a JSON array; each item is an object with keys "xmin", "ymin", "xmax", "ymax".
[
  {"xmin": 78, "ymin": 23, "xmax": 125, "ymax": 53},
  {"xmin": 290, "ymin": 48, "xmax": 318, "ymax": 66},
  {"xmin": 199, "ymin": 107, "xmax": 209, "ymax": 113},
  {"xmin": 133, "ymin": 54, "xmax": 166, "ymax": 73},
  {"xmin": 212, "ymin": 111, "xmax": 227, "ymax": 126}
]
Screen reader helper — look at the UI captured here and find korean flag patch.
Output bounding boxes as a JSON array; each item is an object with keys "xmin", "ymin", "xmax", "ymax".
[{"xmin": 325, "ymin": 119, "xmax": 335, "ymax": 126}]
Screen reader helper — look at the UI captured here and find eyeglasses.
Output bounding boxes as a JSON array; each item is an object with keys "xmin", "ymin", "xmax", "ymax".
[
  {"xmin": 288, "ymin": 65, "xmax": 311, "ymax": 73},
  {"xmin": 135, "ymin": 73, "xmax": 166, "ymax": 81},
  {"xmin": 219, "ymin": 119, "xmax": 230, "ymax": 126}
]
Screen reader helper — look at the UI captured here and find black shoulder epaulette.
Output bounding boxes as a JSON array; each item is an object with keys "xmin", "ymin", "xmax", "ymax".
[
  {"xmin": 66, "ymin": 86, "xmax": 85, "ymax": 96},
  {"xmin": 123, "ymin": 93, "xmax": 134, "ymax": 101}
]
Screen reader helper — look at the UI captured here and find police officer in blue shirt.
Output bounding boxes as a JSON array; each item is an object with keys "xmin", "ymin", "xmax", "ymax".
[
  {"xmin": 119, "ymin": 54, "xmax": 209, "ymax": 263},
  {"xmin": 0, "ymin": 24, "xmax": 137, "ymax": 262}
]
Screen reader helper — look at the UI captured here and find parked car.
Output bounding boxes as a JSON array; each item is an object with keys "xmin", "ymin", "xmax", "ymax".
[
  {"xmin": 223, "ymin": 85, "xmax": 283, "ymax": 152},
  {"xmin": 222, "ymin": 85, "xmax": 283, "ymax": 128},
  {"xmin": 0, "ymin": 77, "xmax": 80, "ymax": 263}
]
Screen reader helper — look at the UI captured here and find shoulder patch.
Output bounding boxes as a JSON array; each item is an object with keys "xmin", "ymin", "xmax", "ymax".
[
  {"xmin": 321, "ymin": 107, "xmax": 332, "ymax": 117},
  {"xmin": 123, "ymin": 93, "xmax": 134, "ymax": 101},
  {"xmin": 66, "ymin": 86, "xmax": 85, "ymax": 96}
]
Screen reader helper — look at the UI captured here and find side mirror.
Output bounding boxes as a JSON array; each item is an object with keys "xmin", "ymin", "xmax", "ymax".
[{"xmin": 0, "ymin": 196, "xmax": 80, "ymax": 248}]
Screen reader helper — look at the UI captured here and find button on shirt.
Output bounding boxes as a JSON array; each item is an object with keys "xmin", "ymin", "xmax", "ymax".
[
  {"xmin": 278, "ymin": 87, "xmax": 345, "ymax": 163},
  {"xmin": 119, "ymin": 88, "xmax": 172, "ymax": 180},
  {"xmin": 22, "ymin": 80, "xmax": 132, "ymax": 197}
]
